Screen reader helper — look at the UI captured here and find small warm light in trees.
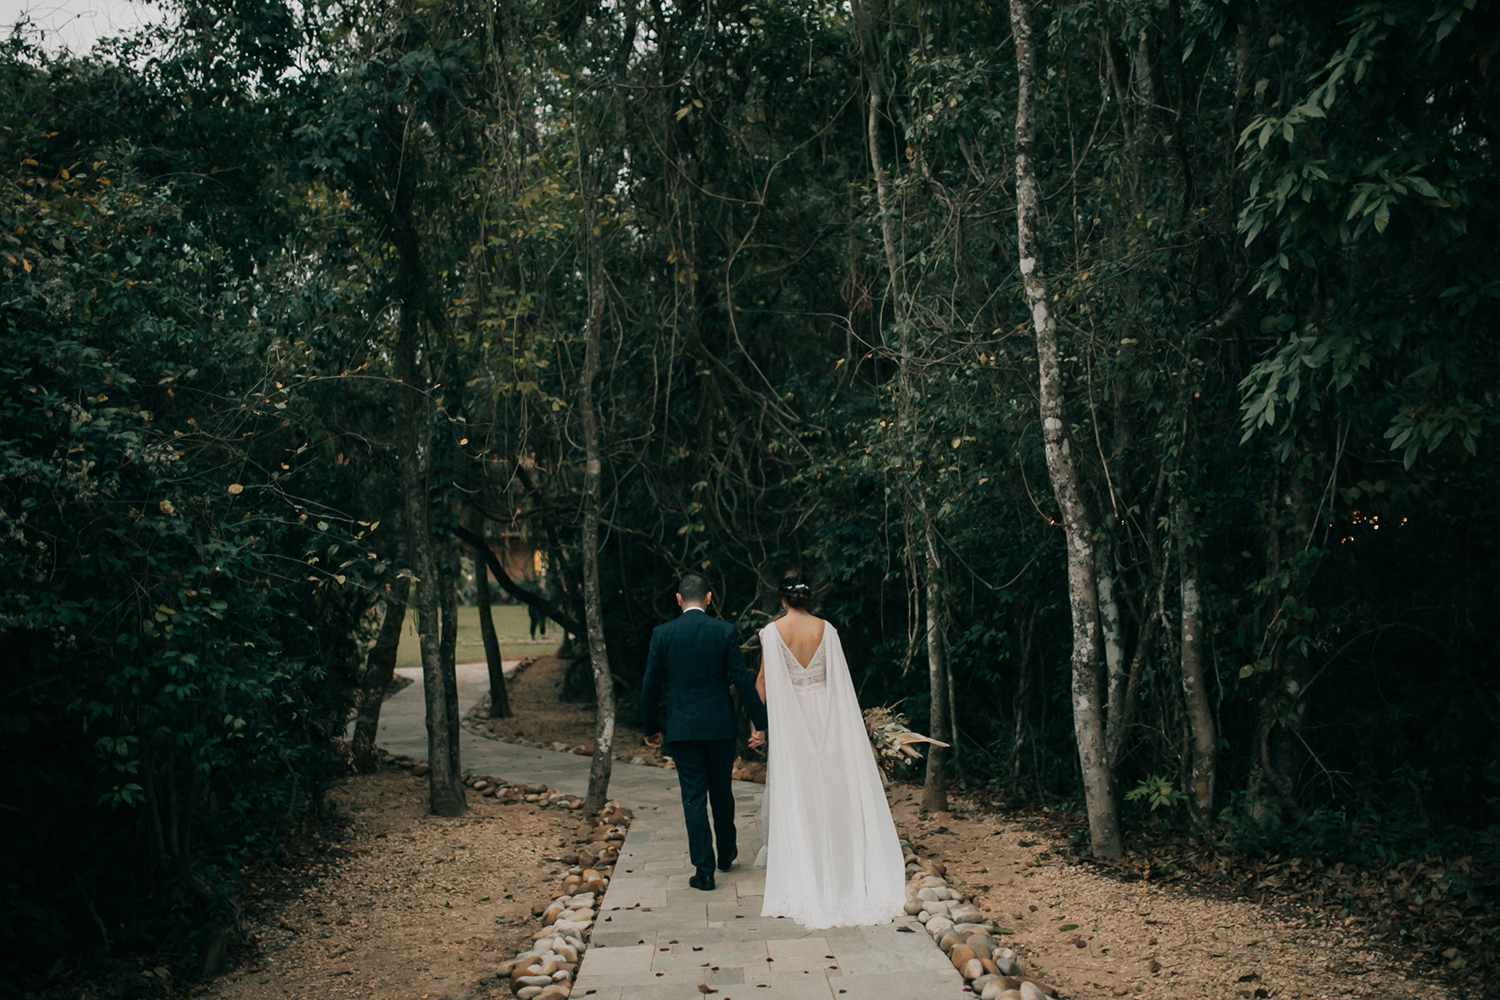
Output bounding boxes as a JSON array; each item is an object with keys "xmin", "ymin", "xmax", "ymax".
[
  {"xmin": 227, "ymin": 483, "xmax": 243, "ymax": 495},
  {"xmin": 459, "ymin": 438, "xmax": 469, "ymax": 445}
]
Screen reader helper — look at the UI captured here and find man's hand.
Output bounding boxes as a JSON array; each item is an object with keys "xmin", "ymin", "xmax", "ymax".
[
  {"xmin": 644, "ymin": 732, "xmax": 663, "ymax": 749},
  {"xmin": 748, "ymin": 728, "xmax": 766, "ymax": 750}
]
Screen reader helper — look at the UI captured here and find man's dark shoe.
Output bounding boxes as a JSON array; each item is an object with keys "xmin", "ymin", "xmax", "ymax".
[
  {"xmin": 688, "ymin": 873, "xmax": 716, "ymax": 891},
  {"xmin": 717, "ymin": 853, "xmax": 737, "ymax": 873}
]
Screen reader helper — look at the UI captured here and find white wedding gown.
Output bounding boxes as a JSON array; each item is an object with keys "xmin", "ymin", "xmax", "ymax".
[{"xmin": 753, "ymin": 620, "xmax": 906, "ymax": 928}]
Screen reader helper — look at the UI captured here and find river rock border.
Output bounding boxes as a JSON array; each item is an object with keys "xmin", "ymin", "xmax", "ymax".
[
  {"xmin": 900, "ymin": 837, "xmax": 1058, "ymax": 1000},
  {"xmin": 492, "ymin": 800, "xmax": 634, "ymax": 1000}
]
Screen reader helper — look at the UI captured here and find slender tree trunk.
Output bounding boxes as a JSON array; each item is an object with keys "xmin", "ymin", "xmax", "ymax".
[
  {"xmin": 352, "ymin": 573, "xmax": 411, "ymax": 773},
  {"xmin": 463, "ymin": 506, "xmax": 511, "ymax": 719},
  {"xmin": 580, "ymin": 250, "xmax": 617, "ymax": 813},
  {"xmin": 923, "ymin": 519, "xmax": 950, "ymax": 810},
  {"xmin": 1008, "ymin": 602, "xmax": 1038, "ymax": 795},
  {"xmin": 1011, "ymin": 0, "xmax": 1121, "ymax": 858},
  {"xmin": 852, "ymin": 0, "xmax": 949, "ymax": 810},
  {"xmin": 1175, "ymin": 489, "xmax": 1216, "ymax": 827},
  {"xmin": 1097, "ymin": 531, "xmax": 1129, "ymax": 772},
  {"xmin": 395, "ymin": 310, "xmax": 465, "ymax": 818},
  {"xmin": 439, "ymin": 556, "xmax": 463, "ymax": 768},
  {"xmin": 1248, "ymin": 469, "xmax": 1314, "ymax": 820}
]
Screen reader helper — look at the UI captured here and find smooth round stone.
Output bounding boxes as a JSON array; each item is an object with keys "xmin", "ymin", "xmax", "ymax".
[
  {"xmin": 517, "ymin": 974, "xmax": 554, "ymax": 988},
  {"xmin": 517, "ymin": 985, "xmax": 545, "ymax": 998},
  {"xmin": 1019, "ymin": 983, "xmax": 1048, "ymax": 1000},
  {"xmin": 918, "ymin": 909, "xmax": 931, "ymax": 923},
  {"xmin": 926, "ymin": 916, "xmax": 955, "ymax": 938},
  {"xmin": 980, "ymin": 984, "xmax": 1003, "ymax": 1000},
  {"xmin": 939, "ymin": 931, "xmax": 963, "ymax": 952},
  {"xmin": 917, "ymin": 887, "xmax": 943, "ymax": 902},
  {"xmin": 903, "ymin": 898, "xmax": 925, "ymax": 915},
  {"xmin": 920, "ymin": 875, "xmax": 946, "ymax": 888},
  {"xmin": 961, "ymin": 958, "xmax": 985, "ymax": 981},
  {"xmin": 949, "ymin": 943, "xmax": 976, "ymax": 969}
]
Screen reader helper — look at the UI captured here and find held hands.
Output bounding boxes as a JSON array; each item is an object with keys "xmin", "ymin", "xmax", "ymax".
[
  {"xmin": 644, "ymin": 733, "xmax": 663, "ymax": 749},
  {"xmin": 748, "ymin": 728, "xmax": 766, "ymax": 750}
]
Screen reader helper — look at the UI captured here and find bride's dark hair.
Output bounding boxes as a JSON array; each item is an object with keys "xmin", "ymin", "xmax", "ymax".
[{"xmin": 778, "ymin": 569, "xmax": 812, "ymax": 610}]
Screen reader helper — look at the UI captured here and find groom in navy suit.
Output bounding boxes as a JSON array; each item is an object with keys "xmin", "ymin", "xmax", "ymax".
[{"xmin": 641, "ymin": 572, "xmax": 767, "ymax": 891}]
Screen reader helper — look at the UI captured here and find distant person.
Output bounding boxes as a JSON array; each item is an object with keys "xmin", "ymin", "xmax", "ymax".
[
  {"xmin": 641, "ymin": 572, "xmax": 767, "ymax": 891},
  {"xmin": 528, "ymin": 571, "xmax": 556, "ymax": 640},
  {"xmin": 749, "ymin": 569, "xmax": 905, "ymax": 928}
]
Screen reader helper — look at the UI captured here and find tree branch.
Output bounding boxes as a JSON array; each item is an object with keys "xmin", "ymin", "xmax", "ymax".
[{"xmin": 451, "ymin": 524, "xmax": 585, "ymax": 637}]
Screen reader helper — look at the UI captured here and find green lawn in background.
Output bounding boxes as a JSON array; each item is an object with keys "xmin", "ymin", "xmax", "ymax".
[{"xmin": 394, "ymin": 603, "xmax": 562, "ymax": 671}]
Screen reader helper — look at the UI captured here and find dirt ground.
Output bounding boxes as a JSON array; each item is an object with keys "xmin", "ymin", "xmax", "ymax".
[
  {"xmin": 888, "ymin": 790, "xmax": 1459, "ymax": 1000},
  {"xmin": 470, "ymin": 655, "xmax": 650, "ymax": 758},
  {"xmin": 203, "ymin": 766, "xmax": 591, "ymax": 1000}
]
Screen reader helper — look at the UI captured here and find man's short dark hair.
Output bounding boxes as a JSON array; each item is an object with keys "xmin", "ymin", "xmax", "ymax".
[{"xmin": 678, "ymin": 572, "xmax": 710, "ymax": 603}]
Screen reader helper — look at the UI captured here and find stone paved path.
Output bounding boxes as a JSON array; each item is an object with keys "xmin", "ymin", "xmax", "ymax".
[{"xmin": 374, "ymin": 669, "xmax": 968, "ymax": 1000}]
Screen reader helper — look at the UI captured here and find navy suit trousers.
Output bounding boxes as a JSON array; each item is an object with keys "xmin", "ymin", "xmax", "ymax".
[{"xmin": 670, "ymin": 738, "xmax": 738, "ymax": 878}]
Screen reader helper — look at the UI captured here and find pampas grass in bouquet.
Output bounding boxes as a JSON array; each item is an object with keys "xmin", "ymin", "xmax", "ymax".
[{"xmin": 863, "ymin": 706, "xmax": 949, "ymax": 776}]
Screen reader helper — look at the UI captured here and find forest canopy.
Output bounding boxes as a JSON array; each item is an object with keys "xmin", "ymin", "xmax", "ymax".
[{"xmin": 2, "ymin": 0, "xmax": 1497, "ymax": 983}]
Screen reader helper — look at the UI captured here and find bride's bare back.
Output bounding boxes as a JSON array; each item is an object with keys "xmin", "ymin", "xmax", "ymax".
[
  {"xmin": 755, "ymin": 607, "xmax": 826, "ymax": 709},
  {"xmin": 773, "ymin": 608, "xmax": 826, "ymax": 668}
]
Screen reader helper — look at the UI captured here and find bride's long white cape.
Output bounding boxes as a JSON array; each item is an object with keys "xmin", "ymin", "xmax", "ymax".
[{"xmin": 753, "ymin": 620, "xmax": 906, "ymax": 928}]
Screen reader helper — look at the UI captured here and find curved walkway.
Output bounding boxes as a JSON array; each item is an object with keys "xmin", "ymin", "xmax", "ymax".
[{"xmin": 375, "ymin": 668, "xmax": 967, "ymax": 1000}]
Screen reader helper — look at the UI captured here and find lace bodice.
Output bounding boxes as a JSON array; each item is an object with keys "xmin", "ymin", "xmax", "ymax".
[{"xmin": 778, "ymin": 628, "xmax": 827, "ymax": 688}]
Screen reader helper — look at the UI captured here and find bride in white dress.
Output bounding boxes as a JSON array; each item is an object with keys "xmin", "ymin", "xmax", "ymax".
[{"xmin": 748, "ymin": 571, "xmax": 906, "ymax": 928}]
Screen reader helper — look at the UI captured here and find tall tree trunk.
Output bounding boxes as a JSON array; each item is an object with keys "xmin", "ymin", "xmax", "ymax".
[
  {"xmin": 1011, "ymin": 0, "xmax": 1121, "ymax": 858},
  {"xmin": 1174, "ymin": 488, "xmax": 1216, "ymax": 827},
  {"xmin": 1008, "ymin": 603, "xmax": 1038, "ymax": 795},
  {"xmin": 463, "ymin": 506, "xmax": 511, "ymax": 719},
  {"xmin": 439, "ymin": 555, "xmax": 463, "ymax": 770},
  {"xmin": 1097, "ymin": 531, "xmax": 1129, "ymax": 772},
  {"xmin": 395, "ymin": 309, "xmax": 465, "ymax": 818},
  {"xmin": 852, "ymin": 0, "xmax": 948, "ymax": 811},
  {"xmin": 351, "ymin": 573, "xmax": 411, "ymax": 773},
  {"xmin": 923, "ymin": 518, "xmax": 950, "ymax": 810},
  {"xmin": 1248, "ymin": 468, "xmax": 1314, "ymax": 820},
  {"xmin": 580, "ymin": 246, "xmax": 617, "ymax": 814}
]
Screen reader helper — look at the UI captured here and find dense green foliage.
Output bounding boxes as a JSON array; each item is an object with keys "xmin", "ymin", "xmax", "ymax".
[{"xmin": 2, "ymin": 0, "xmax": 1496, "ymax": 984}]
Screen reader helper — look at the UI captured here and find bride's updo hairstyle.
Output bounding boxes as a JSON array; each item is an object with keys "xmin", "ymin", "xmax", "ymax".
[{"xmin": 778, "ymin": 570, "xmax": 812, "ymax": 610}]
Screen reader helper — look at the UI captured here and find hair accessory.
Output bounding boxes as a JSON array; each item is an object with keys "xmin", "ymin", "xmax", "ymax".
[{"xmin": 779, "ymin": 581, "xmax": 811, "ymax": 594}]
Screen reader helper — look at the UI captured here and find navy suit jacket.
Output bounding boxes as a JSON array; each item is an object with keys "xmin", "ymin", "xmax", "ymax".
[{"xmin": 641, "ymin": 608, "xmax": 768, "ymax": 742}]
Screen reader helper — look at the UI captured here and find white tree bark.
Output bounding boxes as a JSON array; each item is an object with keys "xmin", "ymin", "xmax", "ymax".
[
  {"xmin": 1011, "ymin": 0, "xmax": 1121, "ymax": 857},
  {"xmin": 1097, "ymin": 533, "xmax": 1126, "ymax": 731},
  {"xmin": 1175, "ymin": 493, "xmax": 1216, "ymax": 826}
]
